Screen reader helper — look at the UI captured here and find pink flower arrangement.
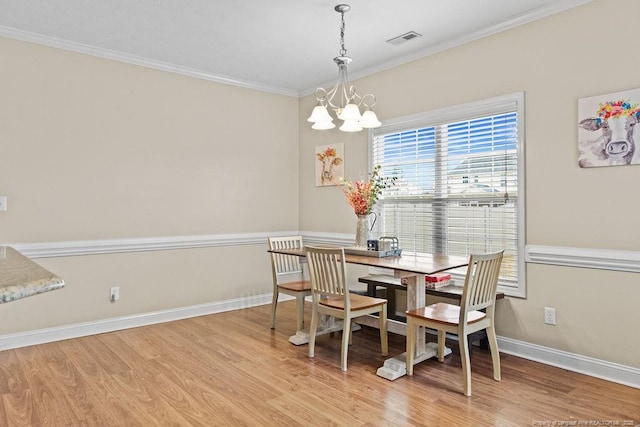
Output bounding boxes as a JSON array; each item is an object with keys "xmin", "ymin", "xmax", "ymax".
[{"xmin": 339, "ymin": 165, "xmax": 396, "ymax": 216}]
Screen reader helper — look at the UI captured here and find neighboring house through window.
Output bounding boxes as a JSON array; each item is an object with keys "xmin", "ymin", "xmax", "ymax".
[{"xmin": 370, "ymin": 92, "xmax": 526, "ymax": 297}]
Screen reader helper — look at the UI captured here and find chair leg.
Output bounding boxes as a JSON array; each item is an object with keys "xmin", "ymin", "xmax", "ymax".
[
  {"xmin": 341, "ymin": 316, "xmax": 351, "ymax": 371},
  {"xmin": 379, "ymin": 304, "xmax": 388, "ymax": 356},
  {"xmin": 459, "ymin": 332, "xmax": 472, "ymax": 397},
  {"xmin": 348, "ymin": 320, "xmax": 353, "ymax": 345},
  {"xmin": 295, "ymin": 294, "xmax": 305, "ymax": 331},
  {"xmin": 486, "ymin": 325, "xmax": 501, "ymax": 381},
  {"xmin": 308, "ymin": 308, "xmax": 319, "ymax": 358},
  {"xmin": 270, "ymin": 291, "xmax": 278, "ymax": 329},
  {"xmin": 406, "ymin": 318, "xmax": 415, "ymax": 375},
  {"xmin": 437, "ymin": 330, "xmax": 446, "ymax": 362}
]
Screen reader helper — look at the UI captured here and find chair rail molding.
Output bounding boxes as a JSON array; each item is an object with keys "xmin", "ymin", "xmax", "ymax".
[
  {"xmin": 305, "ymin": 235, "xmax": 640, "ymax": 274},
  {"xmin": 7, "ymin": 234, "xmax": 640, "ymax": 275},
  {"xmin": 300, "ymin": 231, "xmax": 354, "ymax": 247},
  {"xmin": 526, "ymin": 245, "xmax": 640, "ymax": 273},
  {"xmin": 8, "ymin": 232, "xmax": 299, "ymax": 259}
]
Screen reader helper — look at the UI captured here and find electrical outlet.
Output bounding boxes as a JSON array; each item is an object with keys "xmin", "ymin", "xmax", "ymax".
[
  {"xmin": 110, "ymin": 286, "xmax": 120, "ymax": 302},
  {"xmin": 544, "ymin": 307, "xmax": 556, "ymax": 325},
  {"xmin": 0, "ymin": 196, "xmax": 7, "ymax": 211}
]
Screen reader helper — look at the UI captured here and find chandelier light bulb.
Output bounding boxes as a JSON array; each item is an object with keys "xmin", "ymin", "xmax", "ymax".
[
  {"xmin": 339, "ymin": 119, "xmax": 363, "ymax": 132},
  {"xmin": 360, "ymin": 109, "xmax": 382, "ymax": 128},
  {"xmin": 307, "ymin": 104, "xmax": 333, "ymax": 123},
  {"xmin": 337, "ymin": 103, "xmax": 362, "ymax": 121},
  {"xmin": 312, "ymin": 120, "xmax": 337, "ymax": 130}
]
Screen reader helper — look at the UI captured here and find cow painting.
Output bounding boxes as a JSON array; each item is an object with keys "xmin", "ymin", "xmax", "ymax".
[
  {"xmin": 578, "ymin": 98, "xmax": 640, "ymax": 168},
  {"xmin": 316, "ymin": 145, "xmax": 344, "ymax": 186}
]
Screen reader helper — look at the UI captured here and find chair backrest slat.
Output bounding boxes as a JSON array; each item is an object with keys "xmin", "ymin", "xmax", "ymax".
[
  {"xmin": 460, "ymin": 251, "xmax": 504, "ymax": 321},
  {"xmin": 305, "ymin": 246, "xmax": 348, "ymax": 305},
  {"xmin": 268, "ymin": 236, "xmax": 304, "ymax": 281}
]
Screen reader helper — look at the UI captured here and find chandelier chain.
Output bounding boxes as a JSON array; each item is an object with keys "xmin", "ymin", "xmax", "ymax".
[{"xmin": 339, "ymin": 10, "xmax": 347, "ymax": 56}]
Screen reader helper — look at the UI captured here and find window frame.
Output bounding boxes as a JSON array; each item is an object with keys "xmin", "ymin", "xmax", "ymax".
[{"xmin": 368, "ymin": 92, "xmax": 526, "ymax": 298}]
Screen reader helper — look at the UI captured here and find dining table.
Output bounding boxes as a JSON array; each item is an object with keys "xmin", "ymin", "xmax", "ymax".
[{"xmin": 267, "ymin": 246, "xmax": 468, "ymax": 380}]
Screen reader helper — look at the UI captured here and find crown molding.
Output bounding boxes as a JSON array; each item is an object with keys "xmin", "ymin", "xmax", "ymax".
[
  {"xmin": 1, "ymin": 1, "xmax": 593, "ymax": 100},
  {"xmin": 0, "ymin": 25, "xmax": 299, "ymax": 98},
  {"xmin": 301, "ymin": 0, "xmax": 595, "ymax": 96}
]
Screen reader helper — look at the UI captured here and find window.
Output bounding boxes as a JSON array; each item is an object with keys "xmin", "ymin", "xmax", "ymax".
[{"xmin": 371, "ymin": 93, "xmax": 526, "ymax": 297}]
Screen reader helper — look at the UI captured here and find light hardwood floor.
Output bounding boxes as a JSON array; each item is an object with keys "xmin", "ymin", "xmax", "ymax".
[{"xmin": 0, "ymin": 301, "xmax": 638, "ymax": 426}]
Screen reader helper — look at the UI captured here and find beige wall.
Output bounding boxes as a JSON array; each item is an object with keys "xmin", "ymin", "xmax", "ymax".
[
  {"xmin": 0, "ymin": 37, "xmax": 299, "ymax": 333},
  {"xmin": 1, "ymin": 0, "xmax": 638, "ymax": 371},
  {"xmin": 3, "ymin": 246, "xmax": 272, "ymax": 333},
  {"xmin": 299, "ymin": 0, "xmax": 640, "ymax": 368}
]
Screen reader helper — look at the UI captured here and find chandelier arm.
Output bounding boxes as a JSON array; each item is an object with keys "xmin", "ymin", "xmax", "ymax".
[
  {"xmin": 314, "ymin": 87, "xmax": 329, "ymax": 103},
  {"xmin": 361, "ymin": 93, "xmax": 376, "ymax": 108},
  {"xmin": 320, "ymin": 82, "xmax": 340, "ymax": 110}
]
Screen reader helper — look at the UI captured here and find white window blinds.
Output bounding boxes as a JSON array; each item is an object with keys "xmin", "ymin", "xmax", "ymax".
[{"xmin": 371, "ymin": 93, "xmax": 526, "ymax": 296}]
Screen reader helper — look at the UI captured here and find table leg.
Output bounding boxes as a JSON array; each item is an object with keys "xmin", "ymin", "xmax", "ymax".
[
  {"xmin": 288, "ymin": 314, "xmax": 359, "ymax": 345},
  {"xmin": 376, "ymin": 274, "xmax": 451, "ymax": 381}
]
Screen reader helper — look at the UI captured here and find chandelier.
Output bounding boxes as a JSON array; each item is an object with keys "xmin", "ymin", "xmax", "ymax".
[{"xmin": 307, "ymin": 4, "xmax": 381, "ymax": 132}]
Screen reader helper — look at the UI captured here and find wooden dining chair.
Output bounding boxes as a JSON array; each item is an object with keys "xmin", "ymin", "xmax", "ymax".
[
  {"xmin": 305, "ymin": 246, "xmax": 388, "ymax": 371},
  {"xmin": 268, "ymin": 236, "xmax": 312, "ymax": 332},
  {"xmin": 406, "ymin": 250, "xmax": 504, "ymax": 396}
]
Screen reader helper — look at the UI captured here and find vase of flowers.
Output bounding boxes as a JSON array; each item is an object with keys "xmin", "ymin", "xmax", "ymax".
[
  {"xmin": 339, "ymin": 165, "xmax": 397, "ymax": 248},
  {"xmin": 354, "ymin": 213, "xmax": 375, "ymax": 248}
]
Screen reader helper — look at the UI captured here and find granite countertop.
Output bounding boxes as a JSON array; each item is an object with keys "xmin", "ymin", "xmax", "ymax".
[{"xmin": 0, "ymin": 246, "xmax": 65, "ymax": 303}]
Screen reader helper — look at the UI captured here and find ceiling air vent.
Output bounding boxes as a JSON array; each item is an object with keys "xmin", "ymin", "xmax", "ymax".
[{"xmin": 386, "ymin": 31, "xmax": 422, "ymax": 46}]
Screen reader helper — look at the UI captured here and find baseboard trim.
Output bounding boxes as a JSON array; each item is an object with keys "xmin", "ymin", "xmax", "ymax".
[
  {"xmin": 0, "ymin": 293, "xmax": 291, "ymax": 352},
  {"xmin": 497, "ymin": 336, "xmax": 640, "ymax": 389},
  {"xmin": 0, "ymin": 293, "xmax": 636, "ymax": 390}
]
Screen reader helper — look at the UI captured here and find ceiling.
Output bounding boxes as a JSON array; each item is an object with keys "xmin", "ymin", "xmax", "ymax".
[{"xmin": 0, "ymin": 0, "xmax": 591, "ymax": 97}]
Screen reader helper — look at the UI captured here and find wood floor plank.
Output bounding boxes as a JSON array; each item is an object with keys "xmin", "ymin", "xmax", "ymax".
[
  {"xmin": 16, "ymin": 345, "xmax": 79, "ymax": 425},
  {"xmin": 61, "ymin": 336, "xmax": 162, "ymax": 426},
  {"xmin": 0, "ymin": 350, "xmax": 29, "ymax": 396},
  {"xmin": 0, "ymin": 301, "xmax": 637, "ymax": 426},
  {"xmin": 98, "ymin": 330, "xmax": 229, "ymax": 426},
  {"xmin": 75, "ymin": 335, "xmax": 131, "ymax": 375},
  {"xmin": 1, "ymin": 389, "xmax": 37, "ymax": 426},
  {"xmin": 40, "ymin": 340, "xmax": 114, "ymax": 426}
]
